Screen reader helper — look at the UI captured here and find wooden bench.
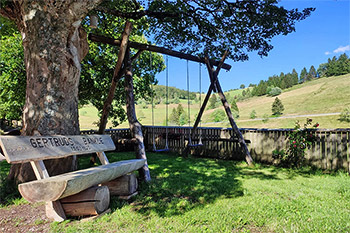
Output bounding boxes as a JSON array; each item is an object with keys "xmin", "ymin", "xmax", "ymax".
[{"xmin": 0, "ymin": 134, "xmax": 145, "ymax": 222}]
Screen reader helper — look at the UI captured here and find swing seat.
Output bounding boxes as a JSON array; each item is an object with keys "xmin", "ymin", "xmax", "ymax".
[
  {"xmin": 188, "ymin": 143, "xmax": 203, "ymax": 148},
  {"xmin": 153, "ymin": 148, "xmax": 170, "ymax": 153}
]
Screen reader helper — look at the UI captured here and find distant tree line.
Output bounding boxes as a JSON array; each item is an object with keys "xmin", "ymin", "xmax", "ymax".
[
  {"xmin": 152, "ymin": 85, "xmax": 197, "ymax": 104},
  {"xmin": 250, "ymin": 53, "xmax": 350, "ymax": 97}
]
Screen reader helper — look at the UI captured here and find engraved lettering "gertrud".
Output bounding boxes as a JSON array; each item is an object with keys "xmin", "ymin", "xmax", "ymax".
[{"xmin": 30, "ymin": 137, "xmax": 74, "ymax": 148}]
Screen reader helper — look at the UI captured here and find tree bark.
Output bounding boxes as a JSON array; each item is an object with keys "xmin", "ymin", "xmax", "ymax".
[
  {"xmin": 1, "ymin": 0, "xmax": 103, "ymax": 183},
  {"xmin": 124, "ymin": 48, "xmax": 151, "ymax": 182}
]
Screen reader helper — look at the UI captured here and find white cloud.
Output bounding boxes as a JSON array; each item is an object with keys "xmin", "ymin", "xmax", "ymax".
[
  {"xmin": 325, "ymin": 51, "xmax": 331, "ymax": 55},
  {"xmin": 333, "ymin": 45, "xmax": 350, "ymax": 54}
]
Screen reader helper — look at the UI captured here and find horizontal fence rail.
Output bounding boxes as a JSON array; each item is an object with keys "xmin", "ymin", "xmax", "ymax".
[{"xmin": 81, "ymin": 127, "xmax": 350, "ymax": 172}]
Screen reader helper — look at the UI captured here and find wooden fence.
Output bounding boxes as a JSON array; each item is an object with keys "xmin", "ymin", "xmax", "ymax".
[{"xmin": 82, "ymin": 126, "xmax": 350, "ymax": 172}]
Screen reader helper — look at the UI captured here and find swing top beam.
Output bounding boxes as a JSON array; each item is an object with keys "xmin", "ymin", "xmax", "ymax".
[{"xmin": 89, "ymin": 34, "xmax": 232, "ymax": 71}]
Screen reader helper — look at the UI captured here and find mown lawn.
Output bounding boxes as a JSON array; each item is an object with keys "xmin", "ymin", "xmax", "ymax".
[
  {"xmin": 1, "ymin": 152, "xmax": 349, "ymax": 232},
  {"xmin": 47, "ymin": 152, "xmax": 350, "ymax": 232}
]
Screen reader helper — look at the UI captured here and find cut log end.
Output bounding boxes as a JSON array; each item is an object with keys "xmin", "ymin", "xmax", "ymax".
[
  {"xmin": 18, "ymin": 181, "xmax": 67, "ymax": 203},
  {"xmin": 102, "ymin": 173, "xmax": 138, "ymax": 196},
  {"xmin": 61, "ymin": 186, "xmax": 110, "ymax": 217}
]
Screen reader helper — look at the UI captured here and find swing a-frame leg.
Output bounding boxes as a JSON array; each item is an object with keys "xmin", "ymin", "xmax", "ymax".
[{"xmin": 185, "ymin": 52, "xmax": 254, "ymax": 166}]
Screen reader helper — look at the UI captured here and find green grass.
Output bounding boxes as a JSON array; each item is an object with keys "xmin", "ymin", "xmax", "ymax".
[
  {"xmin": 79, "ymin": 74, "xmax": 350, "ymax": 129},
  {"xmin": 0, "ymin": 160, "xmax": 23, "ymax": 207},
  {"xmin": 45, "ymin": 152, "xmax": 350, "ymax": 232}
]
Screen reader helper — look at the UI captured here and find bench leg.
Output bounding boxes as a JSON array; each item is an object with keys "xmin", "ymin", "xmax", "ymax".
[{"xmin": 45, "ymin": 200, "xmax": 66, "ymax": 222}]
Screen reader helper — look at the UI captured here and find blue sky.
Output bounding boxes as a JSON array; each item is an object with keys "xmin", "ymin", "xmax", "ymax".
[{"xmin": 155, "ymin": 0, "xmax": 350, "ymax": 92}]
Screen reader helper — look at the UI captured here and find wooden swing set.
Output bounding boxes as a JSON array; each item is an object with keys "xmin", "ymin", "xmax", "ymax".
[{"xmin": 89, "ymin": 32, "xmax": 254, "ymax": 166}]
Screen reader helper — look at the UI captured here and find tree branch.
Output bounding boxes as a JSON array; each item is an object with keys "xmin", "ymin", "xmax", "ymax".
[{"xmin": 96, "ymin": 5, "xmax": 178, "ymax": 20}]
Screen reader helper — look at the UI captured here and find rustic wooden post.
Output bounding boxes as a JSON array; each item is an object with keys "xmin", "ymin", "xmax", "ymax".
[
  {"xmin": 98, "ymin": 21, "xmax": 132, "ymax": 135},
  {"xmin": 124, "ymin": 47, "xmax": 151, "ymax": 182}
]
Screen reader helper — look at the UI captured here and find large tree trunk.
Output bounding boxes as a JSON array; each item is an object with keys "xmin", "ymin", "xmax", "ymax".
[
  {"xmin": 1, "ymin": 0, "xmax": 102, "ymax": 183},
  {"xmin": 124, "ymin": 48, "xmax": 151, "ymax": 182}
]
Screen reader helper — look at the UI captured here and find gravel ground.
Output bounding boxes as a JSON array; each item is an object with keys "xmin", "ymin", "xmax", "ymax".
[{"xmin": 0, "ymin": 202, "xmax": 51, "ymax": 233}]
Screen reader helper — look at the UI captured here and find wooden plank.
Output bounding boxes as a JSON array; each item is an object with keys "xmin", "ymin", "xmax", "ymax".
[
  {"xmin": 321, "ymin": 133, "xmax": 326, "ymax": 169},
  {"xmin": 0, "ymin": 135, "xmax": 116, "ymax": 163},
  {"xmin": 30, "ymin": 161, "xmax": 49, "ymax": 180},
  {"xmin": 0, "ymin": 152, "xmax": 6, "ymax": 161},
  {"xmin": 96, "ymin": 152, "xmax": 110, "ymax": 165},
  {"xmin": 331, "ymin": 132, "xmax": 337, "ymax": 169},
  {"xmin": 18, "ymin": 159, "xmax": 145, "ymax": 203},
  {"xmin": 337, "ymin": 132, "xmax": 342, "ymax": 169},
  {"xmin": 326, "ymin": 132, "xmax": 331, "ymax": 170},
  {"xmin": 341, "ymin": 132, "xmax": 348, "ymax": 170}
]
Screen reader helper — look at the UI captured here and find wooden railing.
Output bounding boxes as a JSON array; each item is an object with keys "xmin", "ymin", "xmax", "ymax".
[{"xmin": 82, "ymin": 127, "xmax": 350, "ymax": 172}]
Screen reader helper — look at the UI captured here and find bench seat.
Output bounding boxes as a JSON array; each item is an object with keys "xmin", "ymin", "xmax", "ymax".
[{"xmin": 19, "ymin": 159, "xmax": 146, "ymax": 203}]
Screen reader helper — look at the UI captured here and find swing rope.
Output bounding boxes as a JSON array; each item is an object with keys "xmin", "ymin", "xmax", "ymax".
[
  {"xmin": 150, "ymin": 52, "xmax": 157, "ymax": 151},
  {"xmin": 187, "ymin": 60, "xmax": 192, "ymax": 146},
  {"xmin": 198, "ymin": 63, "xmax": 203, "ymax": 145},
  {"xmin": 165, "ymin": 56, "xmax": 169, "ymax": 150},
  {"xmin": 150, "ymin": 53, "xmax": 169, "ymax": 152},
  {"xmin": 187, "ymin": 62, "xmax": 204, "ymax": 148}
]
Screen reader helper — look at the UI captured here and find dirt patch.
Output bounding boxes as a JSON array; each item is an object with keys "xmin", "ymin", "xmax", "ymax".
[{"xmin": 0, "ymin": 203, "xmax": 51, "ymax": 233}]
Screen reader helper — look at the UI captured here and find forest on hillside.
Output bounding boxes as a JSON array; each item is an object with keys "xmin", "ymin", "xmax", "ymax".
[{"xmin": 249, "ymin": 53, "xmax": 350, "ymax": 97}]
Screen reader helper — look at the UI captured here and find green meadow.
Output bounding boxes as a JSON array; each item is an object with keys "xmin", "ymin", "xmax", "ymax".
[
  {"xmin": 79, "ymin": 74, "xmax": 350, "ymax": 129},
  {"xmin": 43, "ymin": 152, "xmax": 349, "ymax": 232}
]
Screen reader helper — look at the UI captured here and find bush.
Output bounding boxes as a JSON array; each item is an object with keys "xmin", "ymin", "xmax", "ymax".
[
  {"xmin": 250, "ymin": 110, "xmax": 257, "ymax": 119},
  {"xmin": 211, "ymin": 109, "xmax": 226, "ymax": 122},
  {"xmin": 262, "ymin": 114, "xmax": 269, "ymax": 123},
  {"xmin": 268, "ymin": 87, "xmax": 282, "ymax": 96},
  {"xmin": 274, "ymin": 118, "xmax": 319, "ymax": 168},
  {"xmin": 339, "ymin": 107, "xmax": 350, "ymax": 122}
]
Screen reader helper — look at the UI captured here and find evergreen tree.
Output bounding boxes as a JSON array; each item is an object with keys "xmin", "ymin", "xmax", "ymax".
[
  {"xmin": 272, "ymin": 97, "xmax": 284, "ymax": 115},
  {"xmin": 179, "ymin": 111, "xmax": 188, "ymax": 126},
  {"xmin": 169, "ymin": 104, "xmax": 185, "ymax": 125},
  {"xmin": 317, "ymin": 63, "xmax": 328, "ymax": 78},
  {"xmin": 231, "ymin": 99, "xmax": 239, "ymax": 118},
  {"xmin": 326, "ymin": 56, "xmax": 338, "ymax": 77},
  {"xmin": 300, "ymin": 67, "xmax": 308, "ymax": 83},
  {"xmin": 306, "ymin": 65, "xmax": 317, "ymax": 81},
  {"xmin": 336, "ymin": 53, "xmax": 350, "ymax": 75},
  {"xmin": 209, "ymin": 94, "xmax": 217, "ymax": 109},
  {"xmin": 292, "ymin": 69, "xmax": 299, "ymax": 85},
  {"xmin": 240, "ymin": 84, "xmax": 245, "ymax": 89}
]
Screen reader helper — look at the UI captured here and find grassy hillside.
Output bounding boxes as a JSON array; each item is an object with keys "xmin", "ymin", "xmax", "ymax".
[{"xmin": 79, "ymin": 74, "xmax": 350, "ymax": 129}]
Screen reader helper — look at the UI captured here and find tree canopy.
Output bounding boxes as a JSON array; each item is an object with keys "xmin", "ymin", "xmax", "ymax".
[
  {"xmin": 0, "ymin": 0, "xmax": 316, "ymax": 126},
  {"xmin": 96, "ymin": 0, "xmax": 314, "ymax": 61}
]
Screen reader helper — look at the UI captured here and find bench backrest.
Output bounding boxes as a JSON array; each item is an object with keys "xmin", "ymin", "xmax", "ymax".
[{"xmin": 0, "ymin": 135, "xmax": 116, "ymax": 164}]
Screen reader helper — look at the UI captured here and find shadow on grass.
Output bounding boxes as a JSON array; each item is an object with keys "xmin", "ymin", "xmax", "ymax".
[
  {"xmin": 106, "ymin": 152, "xmax": 244, "ymax": 217},
  {"xmin": 0, "ymin": 151, "xmax": 332, "ymax": 215},
  {"xmin": 238, "ymin": 161, "xmax": 330, "ymax": 181}
]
